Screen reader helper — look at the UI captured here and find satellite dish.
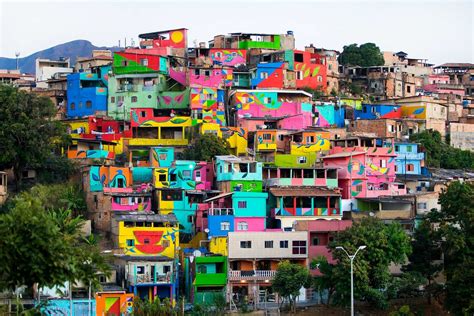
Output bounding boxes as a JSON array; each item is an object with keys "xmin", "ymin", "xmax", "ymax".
[
  {"xmin": 369, "ymin": 212, "xmax": 375, "ymax": 217},
  {"xmin": 193, "ymin": 250, "xmax": 202, "ymax": 258},
  {"xmin": 204, "ymin": 228, "xmax": 209, "ymax": 233}
]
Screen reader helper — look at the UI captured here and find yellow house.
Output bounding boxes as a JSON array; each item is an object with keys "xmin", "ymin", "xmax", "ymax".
[
  {"xmin": 112, "ymin": 213, "xmax": 179, "ymax": 259},
  {"xmin": 66, "ymin": 119, "xmax": 90, "ymax": 138},
  {"xmin": 290, "ymin": 131, "xmax": 331, "ymax": 155},
  {"xmin": 255, "ymin": 130, "xmax": 278, "ymax": 152},
  {"xmin": 154, "ymin": 168, "xmax": 170, "ymax": 188},
  {"xmin": 128, "ymin": 116, "xmax": 196, "ymax": 147},
  {"xmin": 209, "ymin": 236, "xmax": 228, "ymax": 256}
]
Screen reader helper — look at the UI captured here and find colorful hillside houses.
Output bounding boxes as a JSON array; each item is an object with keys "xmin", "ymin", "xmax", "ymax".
[{"xmin": 52, "ymin": 26, "xmax": 447, "ymax": 310}]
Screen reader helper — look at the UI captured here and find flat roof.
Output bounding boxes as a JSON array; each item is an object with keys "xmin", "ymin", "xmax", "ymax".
[
  {"xmin": 269, "ymin": 186, "xmax": 341, "ymax": 197},
  {"xmin": 322, "ymin": 151, "xmax": 366, "ymax": 159},
  {"xmin": 138, "ymin": 28, "xmax": 188, "ymax": 39},
  {"xmin": 113, "ymin": 212, "xmax": 178, "ymax": 223},
  {"xmin": 234, "ymin": 89, "xmax": 312, "ymax": 98}
]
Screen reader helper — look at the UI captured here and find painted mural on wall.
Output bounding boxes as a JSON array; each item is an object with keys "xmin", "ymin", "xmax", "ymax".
[
  {"xmin": 96, "ymin": 292, "xmax": 134, "ymax": 316},
  {"xmin": 41, "ymin": 299, "xmax": 96, "ymax": 316},
  {"xmin": 220, "ymin": 126, "xmax": 248, "ymax": 156},
  {"xmin": 121, "ymin": 225, "xmax": 179, "ymax": 258},
  {"xmin": 210, "ymin": 49, "xmax": 247, "ymax": 67},
  {"xmin": 401, "ymin": 105, "xmax": 426, "ymax": 119},
  {"xmin": 68, "ymin": 149, "xmax": 114, "ymax": 160},
  {"xmin": 235, "ymin": 91, "xmax": 313, "ymax": 129},
  {"xmin": 90, "ymin": 166, "xmax": 132, "ymax": 192},
  {"xmin": 113, "ymin": 53, "xmax": 168, "ymax": 75},
  {"xmin": 290, "ymin": 133, "xmax": 331, "ymax": 154},
  {"xmin": 189, "ymin": 68, "xmax": 233, "ymax": 88},
  {"xmin": 191, "ymin": 88, "xmax": 226, "ymax": 125},
  {"xmin": 251, "ymin": 62, "xmax": 286, "ymax": 88},
  {"xmin": 130, "ymin": 109, "xmax": 197, "ymax": 128}
]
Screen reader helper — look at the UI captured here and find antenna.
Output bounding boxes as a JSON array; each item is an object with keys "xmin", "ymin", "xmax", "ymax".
[{"xmin": 15, "ymin": 52, "xmax": 20, "ymax": 70}]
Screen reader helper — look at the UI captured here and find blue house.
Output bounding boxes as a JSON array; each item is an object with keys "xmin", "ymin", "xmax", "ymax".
[
  {"xmin": 394, "ymin": 142, "xmax": 425, "ymax": 175},
  {"xmin": 353, "ymin": 104, "xmax": 401, "ymax": 120},
  {"xmin": 66, "ymin": 71, "xmax": 108, "ymax": 118},
  {"xmin": 214, "ymin": 155, "xmax": 263, "ymax": 182}
]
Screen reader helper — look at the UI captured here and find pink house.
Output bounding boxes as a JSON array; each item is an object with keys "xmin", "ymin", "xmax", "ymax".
[
  {"xmin": 296, "ymin": 219, "xmax": 352, "ymax": 275},
  {"xmin": 111, "ymin": 194, "xmax": 152, "ymax": 212},
  {"xmin": 234, "ymin": 217, "xmax": 266, "ymax": 232},
  {"xmin": 323, "ymin": 146, "xmax": 406, "ymax": 199},
  {"xmin": 189, "ymin": 67, "xmax": 233, "ymax": 88}
]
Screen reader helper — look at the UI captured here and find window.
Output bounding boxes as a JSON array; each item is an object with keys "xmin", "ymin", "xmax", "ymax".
[
  {"xmin": 296, "ymin": 71, "xmax": 303, "ymax": 80},
  {"xmin": 140, "ymin": 111, "xmax": 147, "ymax": 118},
  {"xmin": 417, "ymin": 202, "xmax": 427, "ymax": 210},
  {"xmin": 117, "ymin": 178, "xmax": 124, "ymax": 188},
  {"xmin": 355, "ymin": 184, "xmax": 363, "ymax": 192},
  {"xmin": 197, "ymin": 265, "xmax": 207, "ymax": 273},
  {"xmin": 407, "ymin": 85, "xmax": 411, "ymax": 93},
  {"xmin": 280, "ymin": 240, "xmax": 288, "ymax": 248},
  {"xmin": 163, "ymin": 265, "xmax": 171, "ymax": 273},
  {"xmin": 380, "ymin": 160, "xmax": 387, "ymax": 168},
  {"xmin": 263, "ymin": 97, "xmax": 271, "ymax": 104},
  {"xmin": 292, "ymin": 240, "xmax": 307, "ymax": 254},
  {"xmin": 187, "ymin": 215, "xmax": 194, "ymax": 223},
  {"xmin": 260, "ymin": 72, "xmax": 269, "ymax": 79},
  {"xmin": 406, "ymin": 145, "xmax": 412, "ymax": 152},
  {"xmin": 407, "ymin": 164, "xmax": 414, "ymax": 172},
  {"xmin": 265, "ymin": 241, "xmax": 274, "ymax": 248},
  {"xmin": 294, "ymin": 53, "xmax": 304, "ymax": 62},
  {"xmin": 240, "ymin": 241, "xmax": 252, "ymax": 248},
  {"xmin": 162, "ymin": 189, "xmax": 183, "ymax": 201},
  {"xmin": 70, "ymin": 102, "xmax": 75, "ymax": 110},
  {"xmin": 182, "ymin": 170, "xmax": 191, "ymax": 179},
  {"xmin": 262, "ymin": 133, "xmax": 272, "ymax": 140},
  {"xmin": 317, "ymin": 75, "xmax": 323, "ymax": 82},
  {"xmin": 204, "ymin": 70, "xmax": 210, "ymax": 77},
  {"xmin": 220, "ymin": 221, "xmax": 230, "ymax": 231},
  {"xmin": 110, "ymin": 97, "xmax": 115, "ymax": 103},
  {"xmin": 121, "ymin": 60, "xmax": 128, "ymax": 67},
  {"xmin": 395, "ymin": 145, "xmax": 400, "ymax": 152},
  {"xmin": 298, "ymin": 156, "xmax": 307, "ymax": 164},
  {"xmin": 144, "ymin": 238, "xmax": 150, "ymax": 244},
  {"xmin": 158, "ymin": 174, "xmax": 166, "ymax": 182},
  {"xmin": 238, "ymin": 201, "xmax": 247, "ymax": 208},
  {"xmin": 140, "ymin": 58, "xmax": 149, "ymax": 66},
  {"xmin": 136, "ymin": 266, "xmax": 145, "ymax": 274},
  {"xmin": 312, "ymin": 237, "xmax": 320, "ymax": 246},
  {"xmin": 126, "ymin": 239, "xmax": 135, "ymax": 247},
  {"xmin": 131, "ymin": 96, "xmax": 138, "ymax": 103},
  {"xmin": 237, "ymin": 221, "xmax": 248, "ymax": 231},
  {"xmin": 388, "ymin": 125, "xmax": 395, "ymax": 133}
]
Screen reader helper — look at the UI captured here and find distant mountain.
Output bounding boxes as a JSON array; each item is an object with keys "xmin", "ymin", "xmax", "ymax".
[{"xmin": 0, "ymin": 40, "xmax": 121, "ymax": 74}]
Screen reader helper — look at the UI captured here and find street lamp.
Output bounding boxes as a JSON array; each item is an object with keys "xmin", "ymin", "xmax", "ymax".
[{"xmin": 336, "ymin": 245, "xmax": 366, "ymax": 316}]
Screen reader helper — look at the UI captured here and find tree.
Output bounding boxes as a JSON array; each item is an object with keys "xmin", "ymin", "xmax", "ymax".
[
  {"xmin": 272, "ymin": 261, "xmax": 311, "ymax": 313},
  {"xmin": 410, "ymin": 130, "xmax": 474, "ymax": 169},
  {"xmin": 312, "ymin": 256, "xmax": 337, "ymax": 305},
  {"xmin": 402, "ymin": 220, "xmax": 442, "ymax": 303},
  {"xmin": 0, "ymin": 185, "xmax": 109, "ymax": 296},
  {"xmin": 183, "ymin": 133, "xmax": 230, "ymax": 162},
  {"xmin": 0, "ymin": 84, "xmax": 70, "ymax": 189},
  {"xmin": 428, "ymin": 181, "xmax": 474, "ymax": 315},
  {"xmin": 338, "ymin": 43, "xmax": 384, "ymax": 67},
  {"xmin": 329, "ymin": 218, "xmax": 411, "ymax": 309}
]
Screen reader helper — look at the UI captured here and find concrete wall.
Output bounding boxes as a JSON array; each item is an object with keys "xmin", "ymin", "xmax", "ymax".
[{"xmin": 449, "ymin": 123, "xmax": 474, "ymax": 151}]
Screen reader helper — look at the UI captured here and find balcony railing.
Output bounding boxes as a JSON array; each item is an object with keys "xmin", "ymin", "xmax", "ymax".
[
  {"xmin": 209, "ymin": 208, "xmax": 234, "ymax": 216},
  {"xmin": 228, "ymin": 270, "xmax": 276, "ymax": 281},
  {"xmin": 128, "ymin": 272, "xmax": 172, "ymax": 285},
  {"xmin": 397, "ymin": 152, "xmax": 424, "ymax": 160}
]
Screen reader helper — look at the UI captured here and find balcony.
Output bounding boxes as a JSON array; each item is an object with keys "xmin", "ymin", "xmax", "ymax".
[
  {"xmin": 128, "ymin": 138, "xmax": 188, "ymax": 146},
  {"xmin": 229, "ymin": 270, "xmax": 276, "ymax": 281},
  {"xmin": 209, "ymin": 208, "xmax": 234, "ymax": 216},
  {"xmin": 397, "ymin": 152, "xmax": 424, "ymax": 160},
  {"xmin": 194, "ymin": 273, "xmax": 227, "ymax": 287},
  {"xmin": 128, "ymin": 272, "xmax": 173, "ymax": 285}
]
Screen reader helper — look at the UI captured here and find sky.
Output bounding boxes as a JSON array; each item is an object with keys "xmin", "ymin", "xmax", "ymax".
[{"xmin": 0, "ymin": 0, "xmax": 473, "ymax": 65}]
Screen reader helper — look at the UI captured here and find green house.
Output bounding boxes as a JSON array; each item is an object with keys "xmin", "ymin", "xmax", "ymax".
[{"xmin": 193, "ymin": 256, "xmax": 227, "ymax": 304}]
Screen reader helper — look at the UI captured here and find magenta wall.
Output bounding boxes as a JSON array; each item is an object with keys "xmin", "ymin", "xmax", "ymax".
[
  {"xmin": 111, "ymin": 197, "xmax": 151, "ymax": 211},
  {"xmin": 234, "ymin": 217, "xmax": 266, "ymax": 232}
]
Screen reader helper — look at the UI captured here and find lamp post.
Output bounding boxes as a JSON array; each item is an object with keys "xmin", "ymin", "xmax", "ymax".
[{"xmin": 335, "ymin": 245, "xmax": 366, "ymax": 316}]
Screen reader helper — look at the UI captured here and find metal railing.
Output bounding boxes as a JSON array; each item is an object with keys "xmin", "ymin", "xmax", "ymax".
[
  {"xmin": 229, "ymin": 270, "xmax": 276, "ymax": 281},
  {"xmin": 128, "ymin": 272, "xmax": 172, "ymax": 285},
  {"xmin": 209, "ymin": 208, "xmax": 234, "ymax": 216}
]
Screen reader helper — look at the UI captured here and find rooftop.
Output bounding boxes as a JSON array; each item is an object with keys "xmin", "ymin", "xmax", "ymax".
[
  {"xmin": 113, "ymin": 212, "xmax": 178, "ymax": 223},
  {"xmin": 269, "ymin": 186, "xmax": 341, "ymax": 197}
]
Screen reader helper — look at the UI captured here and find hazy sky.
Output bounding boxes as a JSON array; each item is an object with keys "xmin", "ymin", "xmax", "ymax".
[{"xmin": 1, "ymin": 0, "xmax": 473, "ymax": 65}]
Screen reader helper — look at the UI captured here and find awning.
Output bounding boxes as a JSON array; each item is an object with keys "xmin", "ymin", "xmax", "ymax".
[{"xmin": 204, "ymin": 192, "xmax": 234, "ymax": 202}]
